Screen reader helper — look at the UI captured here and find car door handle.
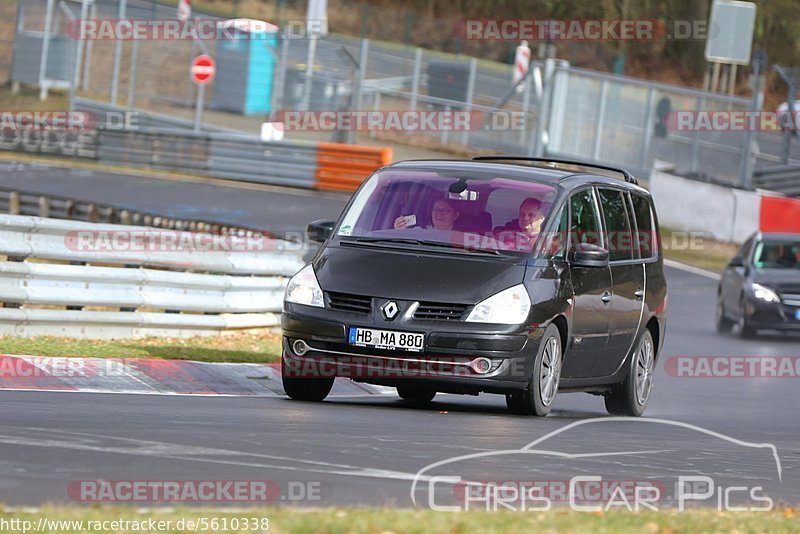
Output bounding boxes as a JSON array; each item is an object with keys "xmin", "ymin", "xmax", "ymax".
[
  {"xmin": 601, "ymin": 291, "xmax": 612, "ymax": 303},
  {"xmin": 634, "ymin": 288, "xmax": 644, "ymax": 300}
]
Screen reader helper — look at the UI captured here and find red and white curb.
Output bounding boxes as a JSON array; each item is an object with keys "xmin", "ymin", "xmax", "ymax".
[{"xmin": 0, "ymin": 355, "xmax": 394, "ymax": 397}]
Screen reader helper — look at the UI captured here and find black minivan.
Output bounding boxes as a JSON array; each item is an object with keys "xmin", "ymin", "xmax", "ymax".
[{"xmin": 281, "ymin": 157, "xmax": 667, "ymax": 416}]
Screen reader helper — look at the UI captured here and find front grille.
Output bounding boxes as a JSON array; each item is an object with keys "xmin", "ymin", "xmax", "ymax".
[
  {"xmin": 327, "ymin": 292, "xmax": 372, "ymax": 314},
  {"xmin": 414, "ymin": 302, "xmax": 469, "ymax": 321},
  {"xmin": 782, "ymin": 293, "xmax": 800, "ymax": 307}
]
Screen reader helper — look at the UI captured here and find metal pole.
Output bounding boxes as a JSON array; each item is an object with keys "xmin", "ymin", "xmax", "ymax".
[
  {"xmin": 345, "ymin": 38, "xmax": 368, "ymax": 144},
  {"xmin": 639, "ymin": 87, "xmax": 656, "ymax": 171},
  {"xmin": 410, "ymin": 47, "xmax": 422, "ymax": 111},
  {"xmin": 110, "ymin": 0, "xmax": 127, "ymax": 104},
  {"xmin": 127, "ymin": 37, "xmax": 140, "ymax": 108},
  {"xmin": 194, "ymin": 83, "xmax": 205, "ymax": 132},
  {"xmin": 531, "ymin": 58, "xmax": 559, "ymax": 157},
  {"xmin": 301, "ymin": 35, "xmax": 318, "ymax": 110},
  {"xmin": 710, "ymin": 62, "xmax": 721, "ymax": 93},
  {"xmin": 738, "ymin": 62, "xmax": 764, "ymax": 188},
  {"xmin": 592, "ymin": 79, "xmax": 608, "ymax": 160},
  {"xmin": 69, "ymin": 0, "xmax": 90, "ymax": 105},
  {"xmin": 728, "ymin": 64, "xmax": 737, "ymax": 96},
  {"xmin": 38, "ymin": 0, "xmax": 56, "ymax": 100},
  {"xmin": 519, "ymin": 65, "xmax": 533, "ymax": 146},
  {"xmin": 460, "ymin": 58, "xmax": 477, "ymax": 146},
  {"xmin": 690, "ymin": 96, "xmax": 704, "ymax": 173},
  {"xmin": 82, "ymin": 2, "xmax": 96, "ymax": 90},
  {"xmin": 272, "ymin": 35, "xmax": 290, "ymax": 112}
]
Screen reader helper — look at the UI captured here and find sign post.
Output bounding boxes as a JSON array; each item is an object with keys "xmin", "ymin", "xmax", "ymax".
[{"xmin": 191, "ymin": 54, "xmax": 216, "ymax": 132}]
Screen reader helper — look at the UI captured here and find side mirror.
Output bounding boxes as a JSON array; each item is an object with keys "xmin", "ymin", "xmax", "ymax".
[
  {"xmin": 727, "ymin": 256, "xmax": 744, "ymax": 268},
  {"xmin": 570, "ymin": 244, "xmax": 610, "ymax": 268},
  {"xmin": 307, "ymin": 220, "xmax": 335, "ymax": 243}
]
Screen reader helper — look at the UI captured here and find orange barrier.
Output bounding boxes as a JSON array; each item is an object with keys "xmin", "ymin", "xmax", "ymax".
[
  {"xmin": 315, "ymin": 143, "xmax": 393, "ymax": 192},
  {"xmin": 759, "ymin": 195, "xmax": 800, "ymax": 233}
]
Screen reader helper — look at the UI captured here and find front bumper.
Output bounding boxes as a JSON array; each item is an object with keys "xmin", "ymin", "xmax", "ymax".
[
  {"xmin": 743, "ymin": 297, "xmax": 800, "ymax": 331},
  {"xmin": 281, "ymin": 304, "xmax": 546, "ymax": 394}
]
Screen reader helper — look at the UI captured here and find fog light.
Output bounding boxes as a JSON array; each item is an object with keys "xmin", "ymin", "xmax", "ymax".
[
  {"xmin": 470, "ymin": 357, "xmax": 493, "ymax": 374},
  {"xmin": 292, "ymin": 339, "xmax": 309, "ymax": 356}
]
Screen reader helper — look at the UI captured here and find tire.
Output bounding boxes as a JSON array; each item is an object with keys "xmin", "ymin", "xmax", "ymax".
[
  {"xmin": 605, "ymin": 329, "xmax": 655, "ymax": 417},
  {"xmin": 506, "ymin": 323, "xmax": 562, "ymax": 416},
  {"xmin": 281, "ymin": 354, "xmax": 334, "ymax": 402},
  {"xmin": 396, "ymin": 386, "xmax": 436, "ymax": 403},
  {"xmin": 738, "ymin": 297, "xmax": 757, "ymax": 339},
  {"xmin": 715, "ymin": 293, "xmax": 734, "ymax": 333}
]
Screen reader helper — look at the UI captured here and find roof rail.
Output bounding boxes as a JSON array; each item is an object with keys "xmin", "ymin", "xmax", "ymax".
[{"xmin": 471, "ymin": 156, "xmax": 638, "ymax": 185}]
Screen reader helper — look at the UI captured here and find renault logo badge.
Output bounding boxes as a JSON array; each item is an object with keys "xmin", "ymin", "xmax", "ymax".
[{"xmin": 382, "ymin": 301, "xmax": 399, "ymax": 320}]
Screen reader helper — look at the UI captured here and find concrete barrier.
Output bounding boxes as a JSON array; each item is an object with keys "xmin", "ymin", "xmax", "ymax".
[{"xmin": 650, "ymin": 167, "xmax": 800, "ymax": 243}]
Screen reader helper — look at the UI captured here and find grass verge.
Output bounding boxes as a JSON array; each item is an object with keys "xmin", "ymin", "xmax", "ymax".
[
  {"xmin": 1, "ymin": 506, "xmax": 797, "ymax": 533},
  {"xmin": 661, "ymin": 227, "xmax": 737, "ymax": 274},
  {"xmin": 0, "ymin": 331, "xmax": 282, "ymax": 363}
]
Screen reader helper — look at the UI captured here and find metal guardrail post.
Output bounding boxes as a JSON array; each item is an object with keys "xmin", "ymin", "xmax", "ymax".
[{"xmin": 9, "ymin": 192, "xmax": 20, "ymax": 215}]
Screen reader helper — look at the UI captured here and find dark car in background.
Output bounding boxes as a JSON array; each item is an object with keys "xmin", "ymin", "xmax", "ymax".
[
  {"xmin": 281, "ymin": 157, "xmax": 668, "ymax": 416},
  {"xmin": 717, "ymin": 233, "xmax": 800, "ymax": 338}
]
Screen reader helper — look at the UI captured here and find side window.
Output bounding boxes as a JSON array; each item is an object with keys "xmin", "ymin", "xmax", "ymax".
[
  {"xmin": 541, "ymin": 204, "xmax": 569, "ymax": 260},
  {"xmin": 569, "ymin": 189, "xmax": 604, "ymax": 252},
  {"xmin": 598, "ymin": 188, "xmax": 635, "ymax": 261},
  {"xmin": 631, "ymin": 193, "xmax": 656, "ymax": 259},
  {"xmin": 739, "ymin": 236, "xmax": 754, "ymax": 262}
]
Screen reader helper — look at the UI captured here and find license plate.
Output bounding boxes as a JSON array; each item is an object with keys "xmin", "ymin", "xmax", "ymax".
[{"xmin": 348, "ymin": 327, "xmax": 424, "ymax": 352}]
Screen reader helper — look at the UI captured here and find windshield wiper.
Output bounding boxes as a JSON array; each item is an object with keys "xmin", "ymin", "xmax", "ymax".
[{"xmin": 345, "ymin": 237, "xmax": 505, "ymax": 255}]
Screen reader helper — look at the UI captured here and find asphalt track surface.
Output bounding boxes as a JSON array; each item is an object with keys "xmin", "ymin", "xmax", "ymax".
[{"xmin": 0, "ymin": 163, "xmax": 799, "ymax": 508}]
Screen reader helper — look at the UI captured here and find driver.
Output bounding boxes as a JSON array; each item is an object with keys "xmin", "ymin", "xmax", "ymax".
[{"xmin": 394, "ymin": 199, "xmax": 460, "ymax": 231}]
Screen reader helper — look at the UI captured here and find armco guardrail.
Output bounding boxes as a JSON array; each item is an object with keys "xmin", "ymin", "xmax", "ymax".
[
  {"xmin": 0, "ymin": 185, "xmax": 259, "ymax": 237},
  {"xmin": 316, "ymin": 142, "xmax": 393, "ymax": 192},
  {"xmin": 753, "ymin": 165, "xmax": 800, "ymax": 197},
  {"xmin": 0, "ymin": 214, "xmax": 305, "ymax": 338},
  {"xmin": 92, "ymin": 128, "xmax": 389, "ymax": 192}
]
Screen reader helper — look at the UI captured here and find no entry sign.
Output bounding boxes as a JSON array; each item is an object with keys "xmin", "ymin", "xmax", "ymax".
[{"xmin": 191, "ymin": 55, "xmax": 216, "ymax": 85}]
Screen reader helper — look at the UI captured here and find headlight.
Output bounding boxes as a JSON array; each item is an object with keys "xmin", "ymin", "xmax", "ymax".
[
  {"xmin": 284, "ymin": 264, "xmax": 324, "ymax": 308},
  {"xmin": 466, "ymin": 284, "xmax": 531, "ymax": 324},
  {"xmin": 752, "ymin": 283, "xmax": 780, "ymax": 303}
]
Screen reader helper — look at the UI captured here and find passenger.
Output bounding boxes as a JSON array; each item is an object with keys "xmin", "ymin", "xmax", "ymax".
[
  {"xmin": 394, "ymin": 199, "xmax": 460, "ymax": 231},
  {"xmin": 494, "ymin": 197, "xmax": 545, "ymax": 237}
]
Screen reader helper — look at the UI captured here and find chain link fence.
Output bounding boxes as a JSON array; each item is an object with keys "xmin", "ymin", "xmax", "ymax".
[{"xmin": 8, "ymin": 0, "xmax": 799, "ymax": 189}]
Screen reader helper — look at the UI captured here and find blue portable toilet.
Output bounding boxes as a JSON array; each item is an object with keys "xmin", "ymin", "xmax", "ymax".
[{"xmin": 211, "ymin": 19, "xmax": 278, "ymax": 115}]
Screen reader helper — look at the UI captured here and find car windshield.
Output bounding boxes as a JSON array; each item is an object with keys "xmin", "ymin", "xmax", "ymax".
[
  {"xmin": 752, "ymin": 239, "xmax": 800, "ymax": 269},
  {"xmin": 335, "ymin": 169, "xmax": 559, "ymax": 254}
]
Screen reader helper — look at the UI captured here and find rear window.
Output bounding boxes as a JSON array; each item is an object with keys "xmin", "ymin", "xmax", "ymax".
[
  {"xmin": 336, "ymin": 169, "xmax": 558, "ymax": 253},
  {"xmin": 631, "ymin": 193, "xmax": 656, "ymax": 259}
]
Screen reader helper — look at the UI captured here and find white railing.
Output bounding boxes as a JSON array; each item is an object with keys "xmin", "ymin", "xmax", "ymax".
[{"xmin": 0, "ymin": 214, "xmax": 306, "ymax": 339}]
